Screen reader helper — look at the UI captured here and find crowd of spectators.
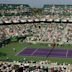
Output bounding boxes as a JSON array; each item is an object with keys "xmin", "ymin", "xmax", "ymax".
[
  {"xmin": 0, "ymin": 4, "xmax": 31, "ymax": 16},
  {"xmin": 65, "ymin": 24, "xmax": 72, "ymax": 43},
  {"xmin": 0, "ymin": 23, "xmax": 72, "ymax": 44},
  {"xmin": 43, "ymin": 5, "xmax": 72, "ymax": 20},
  {"xmin": 0, "ymin": 4, "xmax": 72, "ymax": 44},
  {"xmin": 0, "ymin": 4, "xmax": 72, "ymax": 24},
  {"xmin": 0, "ymin": 60, "xmax": 72, "ymax": 72}
]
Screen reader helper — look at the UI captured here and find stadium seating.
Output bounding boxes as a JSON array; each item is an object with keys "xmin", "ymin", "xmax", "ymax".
[{"xmin": 0, "ymin": 60, "xmax": 72, "ymax": 72}]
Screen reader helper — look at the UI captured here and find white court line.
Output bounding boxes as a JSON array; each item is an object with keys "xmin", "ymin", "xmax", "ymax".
[
  {"xmin": 31, "ymin": 48, "xmax": 39, "ymax": 55},
  {"xmin": 66, "ymin": 49, "xmax": 68, "ymax": 58},
  {"xmin": 15, "ymin": 47, "xmax": 27, "ymax": 56}
]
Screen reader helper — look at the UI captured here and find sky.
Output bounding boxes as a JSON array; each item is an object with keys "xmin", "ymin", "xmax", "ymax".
[{"xmin": 0, "ymin": 0, "xmax": 72, "ymax": 8}]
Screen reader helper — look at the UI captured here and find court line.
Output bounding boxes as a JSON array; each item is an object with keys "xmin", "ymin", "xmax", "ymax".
[
  {"xmin": 66, "ymin": 49, "xmax": 68, "ymax": 58},
  {"xmin": 31, "ymin": 48, "xmax": 39, "ymax": 55},
  {"xmin": 15, "ymin": 47, "xmax": 27, "ymax": 56}
]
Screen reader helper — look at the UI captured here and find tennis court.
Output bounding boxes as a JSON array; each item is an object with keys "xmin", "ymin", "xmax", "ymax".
[{"xmin": 18, "ymin": 48, "xmax": 72, "ymax": 58}]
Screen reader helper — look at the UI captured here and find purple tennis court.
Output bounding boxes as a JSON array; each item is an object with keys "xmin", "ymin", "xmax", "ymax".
[{"xmin": 18, "ymin": 48, "xmax": 72, "ymax": 58}]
